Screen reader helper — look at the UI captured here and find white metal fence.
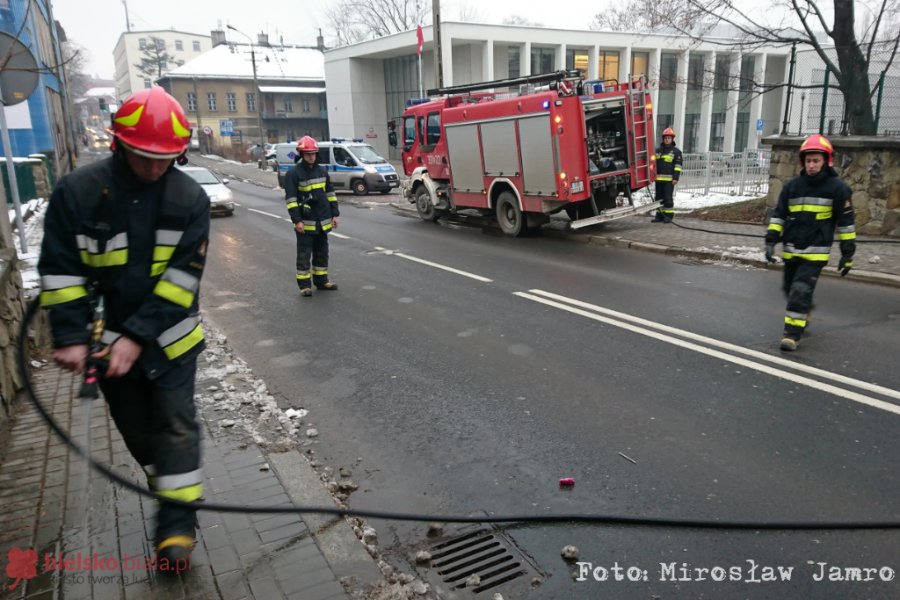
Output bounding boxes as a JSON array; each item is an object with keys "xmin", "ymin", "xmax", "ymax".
[{"xmin": 677, "ymin": 150, "xmax": 771, "ymax": 197}]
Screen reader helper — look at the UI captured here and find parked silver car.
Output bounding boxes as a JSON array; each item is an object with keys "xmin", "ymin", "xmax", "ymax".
[{"xmin": 177, "ymin": 166, "xmax": 235, "ymax": 216}]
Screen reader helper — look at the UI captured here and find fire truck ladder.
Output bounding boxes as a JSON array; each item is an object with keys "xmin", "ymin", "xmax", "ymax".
[
  {"xmin": 626, "ymin": 76, "xmax": 652, "ymax": 193},
  {"xmin": 426, "ymin": 70, "xmax": 582, "ymax": 96}
]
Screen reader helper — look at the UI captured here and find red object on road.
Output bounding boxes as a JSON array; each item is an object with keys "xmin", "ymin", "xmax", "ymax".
[{"xmin": 559, "ymin": 477, "xmax": 575, "ymax": 486}]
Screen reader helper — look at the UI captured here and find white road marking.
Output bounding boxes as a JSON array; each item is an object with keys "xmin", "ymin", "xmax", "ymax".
[
  {"xmin": 515, "ymin": 290, "xmax": 900, "ymax": 416},
  {"xmin": 245, "ymin": 209, "xmax": 353, "ymax": 240},
  {"xmin": 247, "ymin": 208, "xmax": 284, "ymax": 220},
  {"xmin": 392, "ymin": 252, "xmax": 493, "ymax": 282},
  {"xmin": 526, "ymin": 289, "xmax": 900, "ymax": 402}
]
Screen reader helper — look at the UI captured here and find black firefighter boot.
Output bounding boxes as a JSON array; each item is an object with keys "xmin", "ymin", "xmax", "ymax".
[{"xmin": 155, "ymin": 504, "xmax": 198, "ymax": 575}]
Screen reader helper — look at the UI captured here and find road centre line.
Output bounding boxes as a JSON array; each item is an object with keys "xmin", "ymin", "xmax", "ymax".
[
  {"xmin": 527, "ymin": 289, "xmax": 900, "ymax": 402},
  {"xmin": 245, "ymin": 208, "xmax": 352, "ymax": 240},
  {"xmin": 392, "ymin": 252, "xmax": 493, "ymax": 282},
  {"xmin": 247, "ymin": 208, "xmax": 283, "ymax": 220},
  {"xmin": 515, "ymin": 290, "xmax": 900, "ymax": 417}
]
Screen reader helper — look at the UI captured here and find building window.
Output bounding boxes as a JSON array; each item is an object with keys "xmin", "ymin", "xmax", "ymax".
[
  {"xmin": 631, "ymin": 51, "xmax": 650, "ymax": 79},
  {"xmin": 138, "ymin": 38, "xmax": 147, "ymax": 50},
  {"xmin": 566, "ymin": 49, "xmax": 589, "ymax": 78},
  {"xmin": 714, "ymin": 55, "xmax": 731, "ymax": 91},
  {"xmin": 508, "ymin": 46, "xmax": 520, "ymax": 79},
  {"xmin": 246, "ymin": 93, "xmax": 256, "ymax": 112},
  {"xmin": 175, "ymin": 40, "xmax": 183, "ymax": 51},
  {"xmin": 530, "ymin": 47, "xmax": 555, "ymax": 75},
  {"xmin": 155, "ymin": 38, "xmax": 165, "ymax": 50},
  {"xmin": 302, "ymin": 98, "xmax": 310, "ymax": 113},
  {"xmin": 598, "ymin": 50, "xmax": 620, "ymax": 83},
  {"xmin": 657, "ymin": 114, "xmax": 674, "ymax": 142},
  {"xmin": 226, "ymin": 92, "xmax": 236, "ymax": 112},
  {"xmin": 683, "ymin": 113, "xmax": 701, "ymax": 153},
  {"xmin": 659, "ymin": 53, "xmax": 678, "ymax": 90},
  {"xmin": 283, "ymin": 96, "xmax": 293, "ymax": 112},
  {"xmin": 143, "ymin": 79, "xmax": 151, "ymax": 88},
  {"xmin": 739, "ymin": 55, "xmax": 755, "ymax": 91},
  {"xmin": 187, "ymin": 92, "xmax": 197, "ymax": 112},
  {"xmin": 193, "ymin": 40, "xmax": 201, "ymax": 51},
  {"xmin": 709, "ymin": 112, "xmax": 726, "ymax": 151},
  {"xmin": 207, "ymin": 92, "xmax": 217, "ymax": 112},
  {"xmin": 688, "ymin": 54, "xmax": 705, "ymax": 90}
]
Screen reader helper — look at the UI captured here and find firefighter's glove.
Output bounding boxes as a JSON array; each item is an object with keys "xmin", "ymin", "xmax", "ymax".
[
  {"xmin": 838, "ymin": 255, "xmax": 853, "ymax": 277},
  {"xmin": 764, "ymin": 243, "xmax": 776, "ymax": 264}
]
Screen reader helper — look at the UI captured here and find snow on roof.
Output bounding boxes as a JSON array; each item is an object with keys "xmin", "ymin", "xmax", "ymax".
[
  {"xmin": 84, "ymin": 87, "xmax": 116, "ymax": 97},
  {"xmin": 166, "ymin": 44, "xmax": 324, "ymax": 81},
  {"xmin": 258, "ymin": 86, "xmax": 325, "ymax": 94}
]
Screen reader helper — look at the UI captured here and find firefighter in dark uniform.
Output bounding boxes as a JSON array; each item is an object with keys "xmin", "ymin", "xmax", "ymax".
[
  {"xmin": 285, "ymin": 136, "xmax": 340, "ymax": 296},
  {"xmin": 653, "ymin": 127, "xmax": 682, "ymax": 223},
  {"xmin": 764, "ymin": 134, "xmax": 855, "ymax": 351},
  {"xmin": 38, "ymin": 86, "xmax": 210, "ymax": 569}
]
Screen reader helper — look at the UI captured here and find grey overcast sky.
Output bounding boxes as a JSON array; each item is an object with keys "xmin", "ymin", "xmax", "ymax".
[{"xmin": 52, "ymin": 0, "xmax": 607, "ymax": 80}]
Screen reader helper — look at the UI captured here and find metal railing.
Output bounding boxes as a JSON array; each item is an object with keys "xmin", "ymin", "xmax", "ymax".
[{"xmin": 676, "ymin": 150, "xmax": 771, "ymax": 197}]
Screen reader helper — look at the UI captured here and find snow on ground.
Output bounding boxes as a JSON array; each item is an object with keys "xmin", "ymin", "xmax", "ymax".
[{"xmin": 676, "ymin": 191, "xmax": 761, "ymax": 210}]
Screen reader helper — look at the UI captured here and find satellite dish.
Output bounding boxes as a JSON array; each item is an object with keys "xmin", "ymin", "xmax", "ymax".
[{"xmin": 0, "ymin": 32, "xmax": 40, "ymax": 106}]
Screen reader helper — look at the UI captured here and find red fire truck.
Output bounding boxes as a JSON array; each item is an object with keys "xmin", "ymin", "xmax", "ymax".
[{"xmin": 393, "ymin": 70, "xmax": 658, "ymax": 236}]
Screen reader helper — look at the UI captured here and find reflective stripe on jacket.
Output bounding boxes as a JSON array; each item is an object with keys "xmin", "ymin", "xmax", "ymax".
[
  {"xmin": 765, "ymin": 168, "xmax": 855, "ymax": 263},
  {"xmin": 284, "ymin": 161, "xmax": 339, "ymax": 232},
  {"xmin": 38, "ymin": 156, "xmax": 211, "ymax": 378},
  {"xmin": 655, "ymin": 144, "xmax": 683, "ymax": 182}
]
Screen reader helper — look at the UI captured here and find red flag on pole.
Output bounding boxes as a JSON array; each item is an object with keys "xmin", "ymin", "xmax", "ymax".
[{"xmin": 416, "ymin": 24, "xmax": 424, "ymax": 57}]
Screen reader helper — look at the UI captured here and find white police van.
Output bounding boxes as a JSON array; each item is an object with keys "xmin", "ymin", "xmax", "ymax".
[{"xmin": 275, "ymin": 138, "xmax": 400, "ymax": 195}]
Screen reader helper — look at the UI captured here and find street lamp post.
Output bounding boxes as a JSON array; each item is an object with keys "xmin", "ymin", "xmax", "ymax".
[{"xmin": 227, "ymin": 25, "xmax": 266, "ymax": 164}]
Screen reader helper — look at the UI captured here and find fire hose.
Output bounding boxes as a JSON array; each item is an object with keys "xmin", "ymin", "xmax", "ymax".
[{"xmin": 16, "ymin": 297, "xmax": 900, "ymax": 530}]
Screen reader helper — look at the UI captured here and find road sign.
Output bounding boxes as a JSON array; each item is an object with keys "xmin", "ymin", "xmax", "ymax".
[
  {"xmin": 756, "ymin": 118, "xmax": 764, "ymax": 132},
  {"xmin": 219, "ymin": 119, "xmax": 234, "ymax": 137},
  {"xmin": 202, "ymin": 125, "xmax": 212, "ymax": 136}
]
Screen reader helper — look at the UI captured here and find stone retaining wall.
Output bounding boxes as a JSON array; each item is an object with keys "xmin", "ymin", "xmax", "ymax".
[
  {"xmin": 762, "ymin": 136, "xmax": 900, "ymax": 236},
  {"xmin": 0, "ymin": 248, "xmax": 24, "ymax": 424}
]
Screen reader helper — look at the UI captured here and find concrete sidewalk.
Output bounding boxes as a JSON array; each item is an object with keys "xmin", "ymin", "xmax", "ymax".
[{"xmin": 0, "ymin": 327, "xmax": 389, "ymax": 600}]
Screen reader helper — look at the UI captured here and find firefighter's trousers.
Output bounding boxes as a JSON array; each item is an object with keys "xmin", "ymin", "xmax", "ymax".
[
  {"xmin": 100, "ymin": 360, "xmax": 201, "ymax": 542},
  {"xmin": 654, "ymin": 181, "xmax": 675, "ymax": 221},
  {"xmin": 781, "ymin": 259, "xmax": 823, "ymax": 341},
  {"xmin": 295, "ymin": 231, "xmax": 331, "ymax": 289}
]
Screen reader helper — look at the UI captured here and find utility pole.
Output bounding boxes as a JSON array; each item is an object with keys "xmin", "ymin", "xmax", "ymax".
[
  {"xmin": 432, "ymin": 0, "xmax": 443, "ymax": 89},
  {"xmin": 227, "ymin": 26, "xmax": 266, "ymax": 161},
  {"xmin": 122, "ymin": 0, "xmax": 131, "ymax": 32}
]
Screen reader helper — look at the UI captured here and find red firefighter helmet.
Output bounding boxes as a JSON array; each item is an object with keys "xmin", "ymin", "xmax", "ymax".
[
  {"xmin": 111, "ymin": 87, "xmax": 192, "ymax": 159},
  {"xmin": 662, "ymin": 127, "xmax": 676, "ymax": 139},
  {"xmin": 798, "ymin": 134, "xmax": 834, "ymax": 167},
  {"xmin": 296, "ymin": 136, "xmax": 319, "ymax": 153}
]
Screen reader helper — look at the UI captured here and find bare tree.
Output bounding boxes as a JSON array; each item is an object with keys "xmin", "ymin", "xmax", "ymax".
[
  {"xmin": 591, "ymin": 0, "xmax": 702, "ymax": 32},
  {"xmin": 325, "ymin": 0, "xmax": 430, "ymax": 47},
  {"xmin": 134, "ymin": 36, "xmax": 183, "ymax": 80},
  {"xmin": 62, "ymin": 42, "xmax": 91, "ymax": 100},
  {"xmin": 502, "ymin": 15, "xmax": 545, "ymax": 27},
  {"xmin": 594, "ymin": 0, "xmax": 900, "ymax": 135}
]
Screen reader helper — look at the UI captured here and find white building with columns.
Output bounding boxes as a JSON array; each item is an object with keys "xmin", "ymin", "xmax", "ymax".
[{"xmin": 324, "ymin": 22, "xmax": 799, "ymax": 159}]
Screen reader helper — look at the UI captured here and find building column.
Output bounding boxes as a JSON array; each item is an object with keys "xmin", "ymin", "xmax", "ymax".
[
  {"xmin": 591, "ymin": 44, "xmax": 600, "ymax": 80},
  {"xmin": 723, "ymin": 52, "xmax": 740, "ymax": 152},
  {"xmin": 523, "ymin": 41, "xmax": 532, "ymax": 75},
  {"xmin": 673, "ymin": 50, "xmax": 689, "ymax": 144},
  {"xmin": 651, "ymin": 47, "xmax": 662, "ymax": 126},
  {"xmin": 749, "ymin": 52, "xmax": 768, "ymax": 148},
  {"xmin": 483, "ymin": 38, "xmax": 495, "ymax": 82},
  {"xmin": 622, "ymin": 46, "xmax": 632, "ymax": 82},
  {"xmin": 442, "ymin": 30, "xmax": 454, "ymax": 87},
  {"xmin": 558, "ymin": 43, "xmax": 566, "ymax": 71},
  {"xmin": 697, "ymin": 51, "xmax": 714, "ymax": 152}
]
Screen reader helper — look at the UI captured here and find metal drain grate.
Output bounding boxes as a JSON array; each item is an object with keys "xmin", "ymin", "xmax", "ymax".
[{"xmin": 423, "ymin": 525, "xmax": 544, "ymax": 595}]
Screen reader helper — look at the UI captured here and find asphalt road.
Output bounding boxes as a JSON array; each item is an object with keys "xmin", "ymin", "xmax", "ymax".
[{"xmin": 200, "ymin": 179, "xmax": 900, "ymax": 600}]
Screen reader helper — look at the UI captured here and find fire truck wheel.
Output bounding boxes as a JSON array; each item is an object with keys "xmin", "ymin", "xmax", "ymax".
[
  {"xmin": 415, "ymin": 188, "xmax": 439, "ymax": 222},
  {"xmin": 352, "ymin": 179, "xmax": 369, "ymax": 195},
  {"xmin": 496, "ymin": 192, "xmax": 525, "ymax": 237}
]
